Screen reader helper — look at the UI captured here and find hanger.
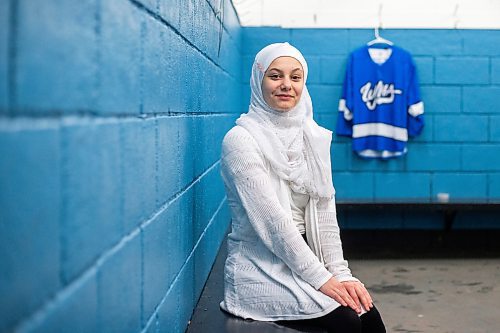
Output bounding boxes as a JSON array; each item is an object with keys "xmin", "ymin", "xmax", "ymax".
[
  {"xmin": 367, "ymin": 4, "xmax": 393, "ymax": 46},
  {"xmin": 367, "ymin": 27, "xmax": 394, "ymax": 46}
]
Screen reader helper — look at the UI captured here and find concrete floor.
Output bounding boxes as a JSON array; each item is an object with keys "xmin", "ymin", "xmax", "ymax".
[{"xmin": 350, "ymin": 258, "xmax": 500, "ymax": 333}]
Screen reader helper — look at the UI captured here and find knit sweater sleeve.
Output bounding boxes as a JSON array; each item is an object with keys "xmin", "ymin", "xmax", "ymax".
[
  {"xmin": 221, "ymin": 127, "xmax": 333, "ymax": 290},
  {"xmin": 317, "ymin": 197, "xmax": 358, "ymax": 282}
]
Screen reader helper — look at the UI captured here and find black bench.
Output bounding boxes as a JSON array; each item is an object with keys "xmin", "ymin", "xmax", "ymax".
[
  {"xmin": 186, "ymin": 236, "xmax": 327, "ymax": 333},
  {"xmin": 336, "ymin": 200, "xmax": 500, "ymax": 259},
  {"xmin": 336, "ymin": 199, "xmax": 500, "ymax": 231}
]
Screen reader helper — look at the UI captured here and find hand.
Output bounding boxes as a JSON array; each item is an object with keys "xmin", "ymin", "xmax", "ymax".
[
  {"xmin": 319, "ymin": 277, "xmax": 361, "ymax": 313},
  {"xmin": 341, "ymin": 280, "xmax": 373, "ymax": 313}
]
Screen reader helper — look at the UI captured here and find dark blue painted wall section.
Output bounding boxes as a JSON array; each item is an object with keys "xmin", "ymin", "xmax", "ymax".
[{"xmin": 0, "ymin": 1, "xmax": 241, "ymax": 332}]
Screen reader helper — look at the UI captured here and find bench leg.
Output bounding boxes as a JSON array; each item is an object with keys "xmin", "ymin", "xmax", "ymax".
[{"xmin": 444, "ymin": 209, "xmax": 457, "ymax": 231}]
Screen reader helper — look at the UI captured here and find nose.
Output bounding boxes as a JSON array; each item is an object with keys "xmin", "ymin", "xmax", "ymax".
[{"xmin": 280, "ymin": 76, "xmax": 292, "ymax": 90}]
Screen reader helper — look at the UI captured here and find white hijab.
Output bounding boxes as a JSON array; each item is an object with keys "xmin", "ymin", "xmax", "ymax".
[{"xmin": 236, "ymin": 42, "xmax": 335, "ymax": 200}]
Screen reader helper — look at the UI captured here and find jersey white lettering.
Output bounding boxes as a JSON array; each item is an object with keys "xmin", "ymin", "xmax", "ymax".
[{"xmin": 360, "ymin": 81, "xmax": 402, "ymax": 110}]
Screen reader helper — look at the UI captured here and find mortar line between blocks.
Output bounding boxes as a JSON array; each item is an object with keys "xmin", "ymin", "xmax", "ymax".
[
  {"xmin": 14, "ymin": 265, "xmax": 98, "ymax": 333},
  {"xmin": 0, "ymin": 112, "xmax": 238, "ymax": 122},
  {"xmin": 140, "ymin": 159, "xmax": 221, "ymax": 231},
  {"xmin": 140, "ymin": 195, "xmax": 228, "ymax": 333},
  {"xmin": 93, "ymin": 0, "xmax": 102, "ymax": 111},
  {"xmin": 139, "ymin": 17, "xmax": 146, "ymax": 115},
  {"xmin": 128, "ymin": 0, "xmax": 231, "ymax": 78},
  {"xmin": 203, "ymin": 0, "xmax": 232, "ymax": 38},
  {"xmin": 16, "ymin": 226, "xmax": 144, "ymax": 332},
  {"xmin": 58, "ymin": 119, "xmax": 68, "ymax": 285},
  {"xmin": 7, "ymin": 0, "xmax": 18, "ymax": 112},
  {"xmin": 140, "ymin": 228, "xmax": 145, "ymax": 328}
]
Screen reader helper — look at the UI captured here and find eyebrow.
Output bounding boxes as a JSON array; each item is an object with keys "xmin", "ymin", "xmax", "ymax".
[{"xmin": 267, "ymin": 67, "xmax": 303, "ymax": 73}]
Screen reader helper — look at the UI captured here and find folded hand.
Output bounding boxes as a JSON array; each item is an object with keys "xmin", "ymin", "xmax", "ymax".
[{"xmin": 319, "ymin": 277, "xmax": 373, "ymax": 314}]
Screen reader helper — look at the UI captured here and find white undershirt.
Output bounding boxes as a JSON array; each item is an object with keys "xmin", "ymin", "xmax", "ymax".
[
  {"xmin": 289, "ymin": 188, "xmax": 310, "ymax": 234},
  {"xmin": 368, "ymin": 47, "xmax": 393, "ymax": 65}
]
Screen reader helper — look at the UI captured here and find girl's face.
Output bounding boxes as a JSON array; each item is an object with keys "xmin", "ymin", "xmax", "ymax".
[{"xmin": 261, "ymin": 56, "xmax": 304, "ymax": 112}]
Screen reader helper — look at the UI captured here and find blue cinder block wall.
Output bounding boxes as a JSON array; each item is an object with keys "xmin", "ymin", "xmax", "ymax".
[
  {"xmin": 2, "ymin": 2, "xmax": 500, "ymax": 331},
  {"xmin": 243, "ymin": 28, "xmax": 500, "ymax": 229},
  {"xmin": 0, "ymin": 1, "xmax": 240, "ymax": 332}
]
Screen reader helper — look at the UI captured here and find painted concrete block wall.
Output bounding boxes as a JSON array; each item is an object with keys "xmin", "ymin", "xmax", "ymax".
[
  {"xmin": 242, "ymin": 28, "xmax": 500, "ymax": 229},
  {"xmin": 0, "ymin": 1, "xmax": 241, "ymax": 332}
]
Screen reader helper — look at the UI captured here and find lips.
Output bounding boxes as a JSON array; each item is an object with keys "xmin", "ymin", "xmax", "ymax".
[{"xmin": 275, "ymin": 94, "xmax": 294, "ymax": 100}]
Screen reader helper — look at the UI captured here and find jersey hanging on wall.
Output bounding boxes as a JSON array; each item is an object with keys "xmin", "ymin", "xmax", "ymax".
[{"xmin": 336, "ymin": 45, "xmax": 424, "ymax": 159}]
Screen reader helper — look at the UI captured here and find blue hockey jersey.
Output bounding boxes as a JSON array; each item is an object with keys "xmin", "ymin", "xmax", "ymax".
[{"xmin": 336, "ymin": 45, "xmax": 424, "ymax": 159}]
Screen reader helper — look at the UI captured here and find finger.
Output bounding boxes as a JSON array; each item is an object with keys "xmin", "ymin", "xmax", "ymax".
[
  {"xmin": 348, "ymin": 288, "xmax": 361, "ymax": 313},
  {"xmin": 330, "ymin": 290, "xmax": 348, "ymax": 307},
  {"xmin": 335, "ymin": 287, "xmax": 358, "ymax": 312},
  {"xmin": 357, "ymin": 285, "xmax": 373, "ymax": 309},
  {"xmin": 346, "ymin": 286, "xmax": 361, "ymax": 311},
  {"xmin": 357, "ymin": 287, "xmax": 372, "ymax": 311},
  {"xmin": 361, "ymin": 285, "xmax": 373, "ymax": 307},
  {"xmin": 321, "ymin": 283, "xmax": 350, "ymax": 307}
]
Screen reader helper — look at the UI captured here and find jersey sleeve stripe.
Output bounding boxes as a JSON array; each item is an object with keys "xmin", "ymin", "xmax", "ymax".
[
  {"xmin": 338, "ymin": 99, "xmax": 353, "ymax": 121},
  {"xmin": 408, "ymin": 101, "xmax": 424, "ymax": 117}
]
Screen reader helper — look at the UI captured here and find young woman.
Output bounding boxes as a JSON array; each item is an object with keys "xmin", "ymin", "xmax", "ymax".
[{"xmin": 219, "ymin": 42, "xmax": 386, "ymax": 333}]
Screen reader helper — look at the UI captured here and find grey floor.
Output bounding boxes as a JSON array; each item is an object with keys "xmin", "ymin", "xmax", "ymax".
[
  {"xmin": 350, "ymin": 258, "xmax": 500, "ymax": 333},
  {"xmin": 187, "ymin": 233, "xmax": 500, "ymax": 333}
]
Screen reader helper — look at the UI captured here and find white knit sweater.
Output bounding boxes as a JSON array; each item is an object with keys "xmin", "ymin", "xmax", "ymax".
[{"xmin": 219, "ymin": 126, "xmax": 358, "ymax": 321}]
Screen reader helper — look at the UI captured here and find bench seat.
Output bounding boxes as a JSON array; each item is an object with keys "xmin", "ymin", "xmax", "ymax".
[
  {"xmin": 186, "ymin": 237, "xmax": 327, "ymax": 333},
  {"xmin": 337, "ymin": 200, "xmax": 500, "ymax": 230}
]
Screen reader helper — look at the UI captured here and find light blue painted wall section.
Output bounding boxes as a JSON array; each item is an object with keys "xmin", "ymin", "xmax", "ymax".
[
  {"xmin": 242, "ymin": 28, "xmax": 500, "ymax": 229},
  {"xmin": 0, "ymin": 0, "xmax": 241, "ymax": 332}
]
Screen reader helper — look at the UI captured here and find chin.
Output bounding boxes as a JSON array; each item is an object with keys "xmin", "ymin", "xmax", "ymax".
[
  {"xmin": 276, "ymin": 107, "xmax": 292, "ymax": 112},
  {"xmin": 274, "ymin": 103, "xmax": 295, "ymax": 112}
]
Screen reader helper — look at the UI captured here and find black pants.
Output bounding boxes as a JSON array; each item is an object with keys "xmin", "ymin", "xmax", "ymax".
[{"xmin": 277, "ymin": 305, "xmax": 386, "ymax": 333}]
